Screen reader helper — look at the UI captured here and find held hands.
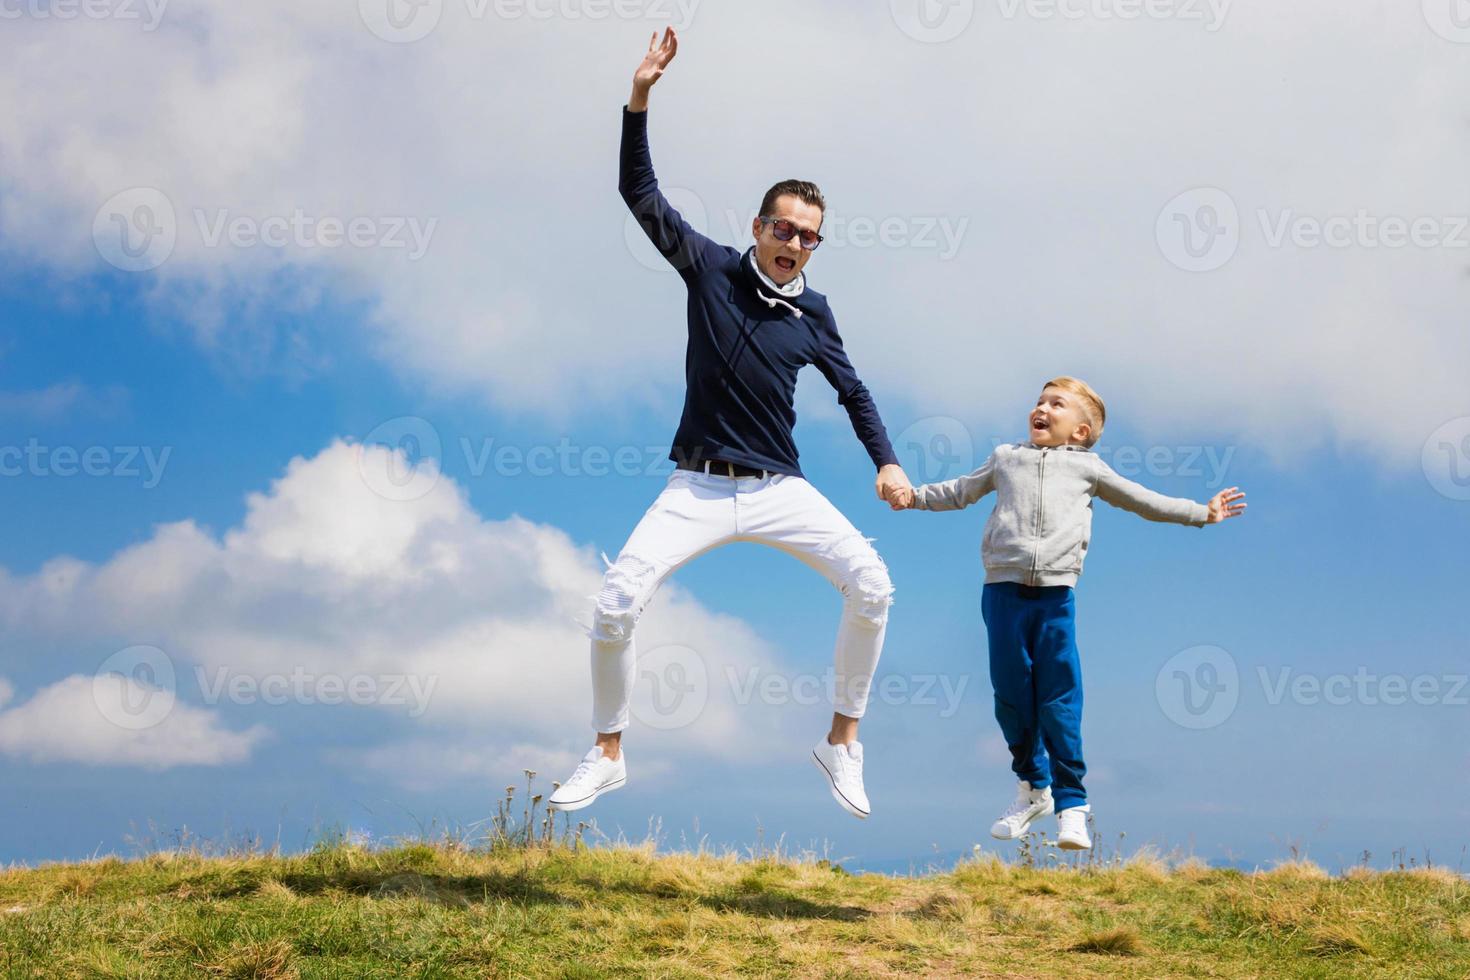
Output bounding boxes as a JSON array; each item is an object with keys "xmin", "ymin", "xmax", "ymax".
[
  {"xmin": 629, "ymin": 27, "xmax": 678, "ymax": 112},
  {"xmin": 876, "ymin": 463, "xmax": 914, "ymax": 511},
  {"xmin": 1206, "ymin": 486, "xmax": 1247, "ymax": 523}
]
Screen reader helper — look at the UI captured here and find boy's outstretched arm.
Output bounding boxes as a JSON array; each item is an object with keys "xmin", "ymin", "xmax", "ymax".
[
  {"xmin": 900, "ymin": 455, "xmax": 997, "ymax": 512},
  {"xmin": 1094, "ymin": 457, "xmax": 1246, "ymax": 526}
]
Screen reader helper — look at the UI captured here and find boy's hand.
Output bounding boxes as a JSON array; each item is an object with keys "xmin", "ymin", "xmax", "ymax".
[
  {"xmin": 629, "ymin": 28, "xmax": 678, "ymax": 112},
  {"xmin": 1206, "ymin": 486, "xmax": 1247, "ymax": 523},
  {"xmin": 888, "ymin": 486, "xmax": 915, "ymax": 511}
]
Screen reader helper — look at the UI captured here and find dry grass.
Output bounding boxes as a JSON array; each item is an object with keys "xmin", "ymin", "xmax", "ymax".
[{"xmin": 0, "ymin": 839, "xmax": 1464, "ymax": 978}]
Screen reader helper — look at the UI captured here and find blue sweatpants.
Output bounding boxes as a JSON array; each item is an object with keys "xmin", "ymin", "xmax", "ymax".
[{"xmin": 981, "ymin": 582, "xmax": 1087, "ymax": 811}]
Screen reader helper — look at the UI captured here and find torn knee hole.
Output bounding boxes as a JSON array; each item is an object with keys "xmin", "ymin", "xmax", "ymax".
[{"xmin": 592, "ymin": 554, "xmax": 655, "ymax": 642}]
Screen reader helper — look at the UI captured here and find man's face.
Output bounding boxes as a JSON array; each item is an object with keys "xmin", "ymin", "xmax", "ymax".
[
  {"xmin": 751, "ymin": 194, "xmax": 822, "ymax": 286},
  {"xmin": 1029, "ymin": 386, "xmax": 1093, "ymax": 448}
]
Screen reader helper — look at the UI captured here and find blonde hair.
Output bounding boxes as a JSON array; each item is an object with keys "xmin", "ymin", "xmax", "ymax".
[{"xmin": 1042, "ymin": 376, "xmax": 1106, "ymax": 447}]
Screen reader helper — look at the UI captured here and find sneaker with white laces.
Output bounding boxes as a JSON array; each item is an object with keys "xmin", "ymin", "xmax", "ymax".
[
  {"xmin": 547, "ymin": 746, "xmax": 626, "ymax": 812},
  {"xmin": 810, "ymin": 737, "xmax": 870, "ymax": 819},
  {"xmin": 1056, "ymin": 804, "xmax": 1092, "ymax": 850},
  {"xmin": 989, "ymin": 780, "xmax": 1055, "ymax": 840}
]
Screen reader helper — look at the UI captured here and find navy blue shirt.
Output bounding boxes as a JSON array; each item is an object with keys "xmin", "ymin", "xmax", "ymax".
[{"xmin": 619, "ymin": 108, "xmax": 898, "ymax": 479}]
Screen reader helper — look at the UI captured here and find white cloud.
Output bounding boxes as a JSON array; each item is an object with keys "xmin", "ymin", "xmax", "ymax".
[
  {"xmin": 2, "ymin": 2, "xmax": 1463, "ymax": 461},
  {"xmin": 0, "ymin": 442, "xmax": 804, "ymax": 787},
  {"xmin": 0, "ymin": 673, "xmax": 268, "ymax": 769},
  {"xmin": 0, "ymin": 382, "xmax": 129, "ymax": 421}
]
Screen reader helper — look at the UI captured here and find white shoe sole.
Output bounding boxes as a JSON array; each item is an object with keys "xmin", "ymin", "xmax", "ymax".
[
  {"xmin": 1057, "ymin": 837, "xmax": 1091, "ymax": 850},
  {"xmin": 810, "ymin": 751, "xmax": 870, "ymax": 820},
  {"xmin": 547, "ymin": 774, "xmax": 625, "ymax": 813},
  {"xmin": 989, "ymin": 803, "xmax": 1054, "ymax": 840}
]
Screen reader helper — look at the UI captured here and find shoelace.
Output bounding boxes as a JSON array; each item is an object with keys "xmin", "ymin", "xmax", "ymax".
[
  {"xmin": 569, "ymin": 759, "xmax": 599, "ymax": 784},
  {"xmin": 840, "ymin": 751, "xmax": 857, "ymax": 782},
  {"xmin": 1001, "ymin": 791, "xmax": 1038, "ymax": 820}
]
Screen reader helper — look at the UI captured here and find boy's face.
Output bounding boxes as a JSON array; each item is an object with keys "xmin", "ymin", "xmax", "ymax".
[{"xmin": 1029, "ymin": 386, "xmax": 1093, "ymax": 448}]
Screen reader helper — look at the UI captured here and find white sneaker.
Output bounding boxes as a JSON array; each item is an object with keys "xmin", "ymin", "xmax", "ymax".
[
  {"xmin": 547, "ymin": 746, "xmax": 626, "ymax": 812},
  {"xmin": 810, "ymin": 737, "xmax": 870, "ymax": 819},
  {"xmin": 989, "ymin": 780, "xmax": 1055, "ymax": 840},
  {"xmin": 1057, "ymin": 804, "xmax": 1092, "ymax": 850}
]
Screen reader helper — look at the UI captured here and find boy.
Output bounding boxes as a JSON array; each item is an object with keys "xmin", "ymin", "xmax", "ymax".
[{"xmin": 891, "ymin": 377, "xmax": 1246, "ymax": 848}]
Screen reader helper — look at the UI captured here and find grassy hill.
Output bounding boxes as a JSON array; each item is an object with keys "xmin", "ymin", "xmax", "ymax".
[{"xmin": 2, "ymin": 828, "xmax": 1467, "ymax": 979}]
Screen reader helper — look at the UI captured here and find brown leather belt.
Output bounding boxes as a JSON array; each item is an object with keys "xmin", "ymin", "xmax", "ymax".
[{"xmin": 676, "ymin": 458, "xmax": 771, "ymax": 479}]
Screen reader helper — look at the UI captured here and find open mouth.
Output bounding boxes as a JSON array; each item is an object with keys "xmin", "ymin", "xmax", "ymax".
[
  {"xmin": 774, "ymin": 256, "xmax": 796, "ymax": 273},
  {"xmin": 1032, "ymin": 416, "xmax": 1050, "ymax": 432}
]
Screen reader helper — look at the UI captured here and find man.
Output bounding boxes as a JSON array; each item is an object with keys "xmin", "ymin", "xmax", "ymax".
[{"xmin": 548, "ymin": 28, "xmax": 912, "ymax": 820}]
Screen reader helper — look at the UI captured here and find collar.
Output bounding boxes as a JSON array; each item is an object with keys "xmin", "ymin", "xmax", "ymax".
[{"xmin": 742, "ymin": 248, "xmax": 806, "ymax": 319}]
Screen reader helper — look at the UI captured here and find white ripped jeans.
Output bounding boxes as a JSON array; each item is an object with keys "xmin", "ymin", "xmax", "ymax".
[{"xmin": 589, "ymin": 468, "xmax": 895, "ymax": 733}]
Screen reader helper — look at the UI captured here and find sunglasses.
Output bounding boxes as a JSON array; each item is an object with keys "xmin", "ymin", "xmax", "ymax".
[{"xmin": 760, "ymin": 216, "xmax": 824, "ymax": 251}]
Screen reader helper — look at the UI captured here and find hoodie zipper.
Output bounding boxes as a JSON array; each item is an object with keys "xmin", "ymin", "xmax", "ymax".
[{"xmin": 1030, "ymin": 448, "xmax": 1048, "ymax": 586}]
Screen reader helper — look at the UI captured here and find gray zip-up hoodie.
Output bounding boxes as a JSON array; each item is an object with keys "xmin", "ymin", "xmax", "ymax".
[{"xmin": 912, "ymin": 442, "xmax": 1210, "ymax": 587}]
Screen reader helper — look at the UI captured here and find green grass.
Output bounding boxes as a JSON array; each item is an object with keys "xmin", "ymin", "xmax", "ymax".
[{"xmin": 2, "ymin": 835, "xmax": 1467, "ymax": 978}]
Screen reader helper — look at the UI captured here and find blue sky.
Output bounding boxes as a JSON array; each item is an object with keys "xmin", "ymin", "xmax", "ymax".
[{"xmin": 2, "ymin": 0, "xmax": 1469, "ymax": 873}]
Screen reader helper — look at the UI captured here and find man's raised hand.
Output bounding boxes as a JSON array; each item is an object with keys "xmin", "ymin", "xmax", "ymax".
[
  {"xmin": 1206, "ymin": 486, "xmax": 1247, "ymax": 523},
  {"xmin": 629, "ymin": 28, "xmax": 678, "ymax": 112}
]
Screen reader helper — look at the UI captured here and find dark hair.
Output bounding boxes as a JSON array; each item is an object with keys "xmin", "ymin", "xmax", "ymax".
[{"xmin": 759, "ymin": 180, "xmax": 826, "ymax": 222}]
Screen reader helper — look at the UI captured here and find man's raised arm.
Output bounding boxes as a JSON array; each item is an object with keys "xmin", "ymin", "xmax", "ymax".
[{"xmin": 620, "ymin": 28, "xmax": 726, "ymax": 280}]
